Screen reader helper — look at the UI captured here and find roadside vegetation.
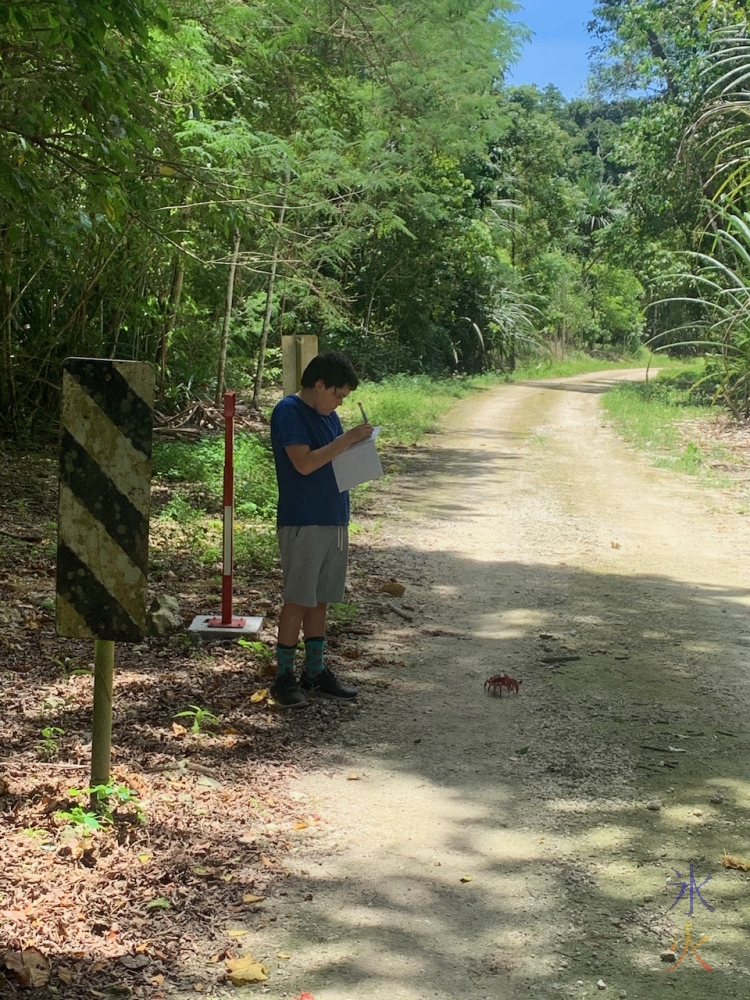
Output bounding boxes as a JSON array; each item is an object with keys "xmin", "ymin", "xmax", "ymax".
[
  {"xmin": 152, "ymin": 353, "xmax": 670, "ymax": 572},
  {"xmin": 5, "ymin": 2, "xmax": 750, "ymax": 446},
  {"xmin": 601, "ymin": 363, "xmax": 742, "ymax": 484}
]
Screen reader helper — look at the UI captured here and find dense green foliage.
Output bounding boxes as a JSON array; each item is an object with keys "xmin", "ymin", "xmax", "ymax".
[{"xmin": 6, "ymin": 0, "xmax": 750, "ymax": 439}]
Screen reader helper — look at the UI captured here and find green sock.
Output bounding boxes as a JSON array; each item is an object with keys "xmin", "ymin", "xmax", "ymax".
[
  {"xmin": 275, "ymin": 642, "xmax": 297, "ymax": 678},
  {"xmin": 304, "ymin": 636, "xmax": 325, "ymax": 676}
]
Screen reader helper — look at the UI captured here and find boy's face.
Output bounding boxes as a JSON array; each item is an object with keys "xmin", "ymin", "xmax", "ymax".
[{"xmin": 311, "ymin": 379, "xmax": 351, "ymax": 415}]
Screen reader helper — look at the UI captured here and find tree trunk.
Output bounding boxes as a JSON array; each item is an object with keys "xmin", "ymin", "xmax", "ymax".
[
  {"xmin": 0, "ymin": 282, "xmax": 17, "ymax": 436},
  {"xmin": 215, "ymin": 228, "xmax": 242, "ymax": 407},
  {"xmin": 159, "ymin": 255, "xmax": 185, "ymax": 401},
  {"xmin": 253, "ymin": 180, "xmax": 289, "ymax": 410}
]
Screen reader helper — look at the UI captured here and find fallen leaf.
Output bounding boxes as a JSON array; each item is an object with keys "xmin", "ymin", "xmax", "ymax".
[
  {"xmin": 5, "ymin": 948, "xmax": 51, "ymax": 987},
  {"xmin": 515, "ymin": 747, "xmax": 530, "ymax": 756},
  {"xmin": 342, "ymin": 647, "xmax": 361, "ymax": 659},
  {"xmin": 347, "ymin": 774, "xmax": 360, "ymax": 781},
  {"xmin": 460, "ymin": 875, "xmax": 473, "ymax": 883},
  {"xmin": 250, "ymin": 688, "xmax": 269, "ymax": 704},
  {"xmin": 57, "ymin": 967, "xmax": 74, "ymax": 985},
  {"xmin": 120, "ymin": 954, "xmax": 150, "ymax": 971},
  {"xmin": 226, "ymin": 929, "xmax": 249, "ymax": 939},
  {"xmin": 194, "ymin": 984, "xmax": 205, "ymax": 992},
  {"xmin": 294, "ymin": 994, "xmax": 315, "ymax": 1000},
  {"xmin": 611, "ymin": 541, "xmax": 621, "ymax": 549},
  {"xmin": 381, "ymin": 581, "xmax": 406, "ymax": 597},
  {"xmin": 293, "ymin": 821, "xmax": 309, "ymax": 830},
  {"xmin": 225, "ymin": 954, "xmax": 269, "ymax": 985},
  {"xmin": 138, "ymin": 853, "xmax": 152, "ymax": 864},
  {"xmin": 172, "ymin": 722, "xmax": 187, "ymax": 736},
  {"xmin": 242, "ymin": 894, "xmax": 266, "ymax": 904},
  {"xmin": 192, "ymin": 866, "xmax": 216, "ymax": 876},
  {"xmin": 151, "ymin": 974, "xmax": 165, "ymax": 986},
  {"xmin": 145, "ymin": 897, "xmax": 171, "ymax": 910},
  {"xmin": 722, "ymin": 853, "xmax": 750, "ymax": 872},
  {"xmin": 277, "ymin": 952, "xmax": 291, "ymax": 959}
]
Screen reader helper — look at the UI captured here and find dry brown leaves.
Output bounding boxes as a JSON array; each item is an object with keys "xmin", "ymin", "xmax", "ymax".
[{"xmin": 0, "ymin": 448, "xmax": 413, "ymax": 997}]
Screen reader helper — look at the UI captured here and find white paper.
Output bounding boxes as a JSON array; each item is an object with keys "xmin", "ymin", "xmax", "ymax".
[{"xmin": 332, "ymin": 427, "xmax": 383, "ymax": 492}]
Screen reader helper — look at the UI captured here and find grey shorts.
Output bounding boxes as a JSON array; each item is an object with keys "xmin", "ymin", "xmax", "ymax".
[{"xmin": 277, "ymin": 525, "xmax": 349, "ymax": 607}]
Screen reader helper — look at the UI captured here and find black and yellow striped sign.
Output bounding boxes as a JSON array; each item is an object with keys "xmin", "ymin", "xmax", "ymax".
[{"xmin": 56, "ymin": 359, "xmax": 154, "ymax": 641}]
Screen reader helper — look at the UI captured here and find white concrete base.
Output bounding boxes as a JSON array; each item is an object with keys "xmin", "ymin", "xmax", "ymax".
[{"xmin": 188, "ymin": 614, "xmax": 264, "ymax": 640}]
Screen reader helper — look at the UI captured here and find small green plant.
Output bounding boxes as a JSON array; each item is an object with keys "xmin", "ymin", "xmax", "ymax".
[
  {"xmin": 237, "ymin": 638, "xmax": 273, "ymax": 660},
  {"xmin": 48, "ymin": 655, "xmax": 92, "ymax": 679},
  {"xmin": 37, "ymin": 726, "xmax": 64, "ymax": 760},
  {"xmin": 22, "ymin": 827, "xmax": 53, "ymax": 840},
  {"xmin": 56, "ymin": 805, "xmax": 103, "ymax": 832},
  {"xmin": 56, "ymin": 781, "xmax": 144, "ymax": 830},
  {"xmin": 328, "ymin": 602, "xmax": 358, "ymax": 626},
  {"xmin": 157, "ymin": 491, "xmax": 206, "ymax": 525},
  {"xmin": 173, "ymin": 704, "xmax": 219, "ymax": 733}
]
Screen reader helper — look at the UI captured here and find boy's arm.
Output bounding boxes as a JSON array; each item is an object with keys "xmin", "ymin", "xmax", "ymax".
[{"xmin": 286, "ymin": 422, "xmax": 373, "ymax": 476}]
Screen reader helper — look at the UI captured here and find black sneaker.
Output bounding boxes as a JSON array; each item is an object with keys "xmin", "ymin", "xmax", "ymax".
[
  {"xmin": 270, "ymin": 674, "xmax": 309, "ymax": 709},
  {"xmin": 301, "ymin": 667, "xmax": 358, "ymax": 700}
]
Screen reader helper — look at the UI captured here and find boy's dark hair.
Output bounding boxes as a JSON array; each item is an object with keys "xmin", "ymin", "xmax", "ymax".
[{"xmin": 300, "ymin": 351, "xmax": 359, "ymax": 390}]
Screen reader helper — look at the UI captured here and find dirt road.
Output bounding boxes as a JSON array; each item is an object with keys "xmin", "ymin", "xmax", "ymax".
[{"xmin": 244, "ymin": 371, "xmax": 750, "ymax": 1000}]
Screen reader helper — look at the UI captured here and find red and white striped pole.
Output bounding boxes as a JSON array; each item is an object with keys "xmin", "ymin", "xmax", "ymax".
[{"xmin": 207, "ymin": 390, "xmax": 246, "ymax": 629}]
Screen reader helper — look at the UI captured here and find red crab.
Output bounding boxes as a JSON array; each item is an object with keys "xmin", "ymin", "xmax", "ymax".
[{"xmin": 484, "ymin": 672, "xmax": 521, "ymax": 696}]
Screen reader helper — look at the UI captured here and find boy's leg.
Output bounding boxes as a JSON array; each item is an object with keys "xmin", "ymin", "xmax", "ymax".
[
  {"xmin": 300, "ymin": 601, "xmax": 358, "ymax": 701},
  {"xmin": 301, "ymin": 602, "xmax": 328, "ymax": 675},
  {"xmin": 271, "ymin": 603, "xmax": 308, "ymax": 709}
]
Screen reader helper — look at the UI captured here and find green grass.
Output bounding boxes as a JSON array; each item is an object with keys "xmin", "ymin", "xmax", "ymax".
[
  {"xmin": 338, "ymin": 351, "xmax": 675, "ymax": 445},
  {"xmin": 507, "ymin": 347, "xmax": 683, "ymax": 381},
  {"xmin": 338, "ymin": 372, "xmax": 496, "ymax": 446},
  {"xmin": 154, "ymin": 431, "xmax": 277, "ymax": 520},
  {"xmin": 600, "ymin": 363, "xmax": 729, "ymax": 479},
  {"xmin": 152, "ymin": 351, "xmax": 699, "ymax": 569}
]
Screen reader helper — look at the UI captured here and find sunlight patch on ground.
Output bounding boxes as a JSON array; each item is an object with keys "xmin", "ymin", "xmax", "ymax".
[
  {"xmin": 720, "ymin": 777, "xmax": 750, "ymax": 809},
  {"xmin": 545, "ymin": 797, "xmax": 636, "ymax": 814},
  {"xmin": 579, "ymin": 824, "xmax": 635, "ymax": 851}
]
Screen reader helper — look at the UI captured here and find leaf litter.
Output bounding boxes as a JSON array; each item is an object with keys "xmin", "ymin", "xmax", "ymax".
[{"xmin": 0, "ymin": 450, "xmax": 406, "ymax": 997}]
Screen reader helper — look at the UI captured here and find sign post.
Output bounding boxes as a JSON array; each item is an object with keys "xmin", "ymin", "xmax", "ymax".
[
  {"xmin": 56, "ymin": 358, "xmax": 155, "ymax": 790},
  {"xmin": 90, "ymin": 639, "xmax": 115, "ymax": 788}
]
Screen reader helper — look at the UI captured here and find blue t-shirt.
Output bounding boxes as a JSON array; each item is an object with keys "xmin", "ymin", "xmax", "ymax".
[{"xmin": 271, "ymin": 394, "xmax": 350, "ymax": 526}]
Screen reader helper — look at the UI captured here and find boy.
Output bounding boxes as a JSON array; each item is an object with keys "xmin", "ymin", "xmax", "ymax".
[{"xmin": 269, "ymin": 351, "xmax": 373, "ymax": 708}]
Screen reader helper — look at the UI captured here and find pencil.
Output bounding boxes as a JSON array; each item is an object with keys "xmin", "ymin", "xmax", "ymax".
[{"xmin": 358, "ymin": 401, "xmax": 368, "ymax": 422}]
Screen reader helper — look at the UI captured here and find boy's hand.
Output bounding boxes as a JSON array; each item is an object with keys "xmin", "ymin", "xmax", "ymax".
[
  {"xmin": 286, "ymin": 421, "xmax": 374, "ymax": 475},
  {"xmin": 344, "ymin": 422, "xmax": 373, "ymax": 446}
]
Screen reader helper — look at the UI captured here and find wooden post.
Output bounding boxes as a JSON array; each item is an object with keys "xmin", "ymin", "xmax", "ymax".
[
  {"xmin": 281, "ymin": 335, "xmax": 318, "ymax": 396},
  {"xmin": 90, "ymin": 639, "xmax": 115, "ymax": 791}
]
